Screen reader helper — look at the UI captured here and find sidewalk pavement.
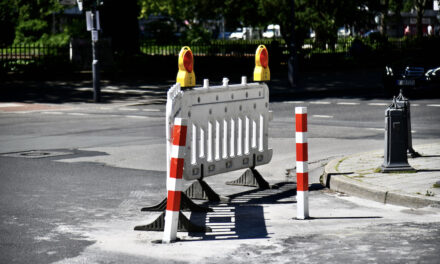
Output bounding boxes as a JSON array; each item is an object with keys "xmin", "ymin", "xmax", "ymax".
[{"xmin": 323, "ymin": 143, "xmax": 440, "ymax": 208}]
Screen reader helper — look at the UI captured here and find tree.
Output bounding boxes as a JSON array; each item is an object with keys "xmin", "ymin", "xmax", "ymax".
[
  {"xmin": 390, "ymin": 0, "xmax": 404, "ymax": 36},
  {"xmin": 100, "ymin": 0, "xmax": 140, "ymax": 55},
  {"xmin": 0, "ymin": 1, "xmax": 19, "ymax": 45},
  {"xmin": 11, "ymin": 0, "xmax": 65, "ymax": 44},
  {"xmin": 414, "ymin": 0, "xmax": 431, "ymax": 37}
]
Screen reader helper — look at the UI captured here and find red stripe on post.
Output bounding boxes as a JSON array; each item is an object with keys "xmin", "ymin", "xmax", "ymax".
[
  {"xmin": 295, "ymin": 114, "xmax": 307, "ymax": 132},
  {"xmin": 296, "ymin": 143, "xmax": 308, "ymax": 161},
  {"xmin": 296, "ymin": 172, "xmax": 309, "ymax": 191},
  {"xmin": 170, "ymin": 157, "xmax": 184, "ymax": 179},
  {"xmin": 166, "ymin": 190, "xmax": 182, "ymax": 211},
  {"xmin": 172, "ymin": 125, "xmax": 187, "ymax": 146}
]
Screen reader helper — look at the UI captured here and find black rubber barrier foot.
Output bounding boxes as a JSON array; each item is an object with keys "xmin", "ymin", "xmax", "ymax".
[
  {"xmin": 226, "ymin": 168, "xmax": 270, "ymax": 189},
  {"xmin": 134, "ymin": 211, "xmax": 212, "ymax": 233},
  {"xmin": 185, "ymin": 179, "xmax": 229, "ymax": 202},
  {"xmin": 141, "ymin": 193, "xmax": 212, "ymax": 212},
  {"xmin": 141, "ymin": 197, "xmax": 167, "ymax": 211}
]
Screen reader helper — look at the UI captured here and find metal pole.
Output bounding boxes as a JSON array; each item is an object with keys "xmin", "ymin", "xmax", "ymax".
[
  {"xmin": 91, "ymin": 10, "xmax": 101, "ymax": 103},
  {"xmin": 288, "ymin": 0, "xmax": 297, "ymax": 88}
]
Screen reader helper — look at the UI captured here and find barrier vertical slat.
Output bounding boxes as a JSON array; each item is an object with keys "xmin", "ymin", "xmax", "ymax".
[
  {"xmin": 259, "ymin": 115, "xmax": 264, "ymax": 152},
  {"xmin": 200, "ymin": 127, "xmax": 205, "ymax": 159},
  {"xmin": 215, "ymin": 120, "xmax": 221, "ymax": 160},
  {"xmin": 207, "ymin": 121, "xmax": 213, "ymax": 162},
  {"xmin": 230, "ymin": 118, "xmax": 236, "ymax": 157},
  {"xmin": 223, "ymin": 119, "xmax": 228, "ymax": 159},
  {"xmin": 252, "ymin": 118, "xmax": 257, "ymax": 149},
  {"xmin": 295, "ymin": 107, "xmax": 309, "ymax": 219},
  {"xmin": 245, "ymin": 116, "xmax": 250, "ymax": 154},
  {"xmin": 163, "ymin": 118, "xmax": 187, "ymax": 243},
  {"xmin": 237, "ymin": 117, "xmax": 243, "ymax": 156},
  {"xmin": 191, "ymin": 123, "xmax": 197, "ymax": 164}
]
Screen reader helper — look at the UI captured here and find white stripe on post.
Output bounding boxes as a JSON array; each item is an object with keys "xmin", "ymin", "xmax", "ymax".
[
  {"xmin": 295, "ymin": 107, "xmax": 309, "ymax": 220},
  {"xmin": 163, "ymin": 118, "xmax": 187, "ymax": 243}
]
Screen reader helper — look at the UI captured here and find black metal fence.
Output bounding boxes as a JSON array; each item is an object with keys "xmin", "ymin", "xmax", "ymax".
[
  {"xmin": 139, "ymin": 39, "xmax": 278, "ymax": 57},
  {"xmin": 0, "ymin": 44, "xmax": 69, "ymax": 71},
  {"xmin": 1, "ymin": 38, "xmax": 435, "ymax": 73}
]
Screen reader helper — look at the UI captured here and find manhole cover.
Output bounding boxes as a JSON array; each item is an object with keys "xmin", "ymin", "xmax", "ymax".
[{"xmin": 1, "ymin": 150, "xmax": 74, "ymax": 159}]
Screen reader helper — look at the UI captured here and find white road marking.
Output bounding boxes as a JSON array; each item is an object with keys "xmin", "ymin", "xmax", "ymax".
[
  {"xmin": 427, "ymin": 104, "xmax": 440, "ymax": 107},
  {"xmin": 119, "ymin": 108, "xmax": 138, "ymax": 111},
  {"xmin": 283, "ymin": 101, "xmax": 305, "ymax": 104},
  {"xmin": 310, "ymin": 101, "xmax": 331, "ymax": 105},
  {"xmin": 312, "ymin": 115, "xmax": 333, "ymax": 118},
  {"xmin": 142, "ymin": 109, "xmax": 161, "ymax": 112},
  {"xmin": 366, "ymin": 128, "xmax": 384, "ymax": 131},
  {"xmin": 0, "ymin": 103, "xmax": 22, "ymax": 108},
  {"xmin": 41, "ymin": 111, "xmax": 63, "ymax": 115},
  {"xmin": 337, "ymin": 102, "xmax": 360, "ymax": 105},
  {"xmin": 125, "ymin": 115, "xmax": 148, "ymax": 119},
  {"xmin": 411, "ymin": 104, "xmax": 419, "ymax": 106},
  {"xmin": 67, "ymin": 113, "xmax": 89, "ymax": 116},
  {"xmin": 368, "ymin": 103, "xmax": 388, "ymax": 106}
]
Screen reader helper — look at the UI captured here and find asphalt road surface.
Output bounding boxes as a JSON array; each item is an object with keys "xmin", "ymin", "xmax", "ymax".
[{"xmin": 1, "ymin": 90, "xmax": 440, "ymax": 263}]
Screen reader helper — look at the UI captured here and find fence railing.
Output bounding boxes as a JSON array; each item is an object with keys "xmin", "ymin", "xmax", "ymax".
[
  {"xmin": 139, "ymin": 40, "xmax": 278, "ymax": 57},
  {"xmin": 1, "ymin": 38, "xmax": 427, "ymax": 72},
  {"xmin": 0, "ymin": 44, "xmax": 69, "ymax": 70}
]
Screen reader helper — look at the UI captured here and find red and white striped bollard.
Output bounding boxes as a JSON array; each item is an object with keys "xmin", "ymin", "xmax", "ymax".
[
  {"xmin": 295, "ymin": 107, "xmax": 309, "ymax": 219},
  {"xmin": 163, "ymin": 117, "xmax": 187, "ymax": 243}
]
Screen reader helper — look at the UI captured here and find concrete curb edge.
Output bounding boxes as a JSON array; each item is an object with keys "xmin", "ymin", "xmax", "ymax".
[{"xmin": 322, "ymin": 155, "xmax": 440, "ymax": 209}]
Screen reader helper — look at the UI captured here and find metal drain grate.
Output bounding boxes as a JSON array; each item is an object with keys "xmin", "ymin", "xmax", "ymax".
[{"xmin": 1, "ymin": 150, "xmax": 74, "ymax": 159}]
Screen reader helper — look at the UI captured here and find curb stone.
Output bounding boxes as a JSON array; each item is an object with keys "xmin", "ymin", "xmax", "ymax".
[{"xmin": 322, "ymin": 154, "xmax": 440, "ymax": 209}]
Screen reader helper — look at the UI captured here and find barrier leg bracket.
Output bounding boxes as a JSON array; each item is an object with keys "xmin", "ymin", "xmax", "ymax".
[
  {"xmin": 185, "ymin": 179, "xmax": 229, "ymax": 202},
  {"xmin": 141, "ymin": 193, "xmax": 212, "ymax": 212},
  {"xmin": 226, "ymin": 168, "xmax": 270, "ymax": 189},
  {"xmin": 134, "ymin": 211, "xmax": 212, "ymax": 233}
]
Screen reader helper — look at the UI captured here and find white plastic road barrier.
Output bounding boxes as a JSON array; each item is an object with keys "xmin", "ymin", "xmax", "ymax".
[
  {"xmin": 166, "ymin": 77, "xmax": 273, "ymax": 181},
  {"xmin": 295, "ymin": 107, "xmax": 309, "ymax": 219},
  {"xmin": 163, "ymin": 118, "xmax": 187, "ymax": 243}
]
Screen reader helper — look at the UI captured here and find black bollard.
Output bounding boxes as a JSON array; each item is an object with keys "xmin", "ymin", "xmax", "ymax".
[
  {"xmin": 381, "ymin": 97, "xmax": 415, "ymax": 173},
  {"xmin": 395, "ymin": 90, "xmax": 420, "ymax": 158}
]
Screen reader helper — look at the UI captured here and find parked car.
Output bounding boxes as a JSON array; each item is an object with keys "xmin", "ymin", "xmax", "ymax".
[
  {"xmin": 383, "ymin": 64, "xmax": 440, "ymax": 94},
  {"xmin": 262, "ymin": 24, "xmax": 281, "ymax": 38},
  {"xmin": 229, "ymin": 27, "xmax": 259, "ymax": 40},
  {"xmin": 363, "ymin": 29, "xmax": 380, "ymax": 37}
]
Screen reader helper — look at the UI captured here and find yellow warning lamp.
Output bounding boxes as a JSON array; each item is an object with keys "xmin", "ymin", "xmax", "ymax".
[
  {"xmin": 176, "ymin": 46, "xmax": 196, "ymax": 87},
  {"xmin": 253, "ymin": 45, "xmax": 270, "ymax": 82}
]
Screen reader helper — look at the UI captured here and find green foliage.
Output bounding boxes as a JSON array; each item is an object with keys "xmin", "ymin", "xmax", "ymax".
[
  {"xmin": 37, "ymin": 32, "xmax": 71, "ymax": 45},
  {"xmin": 183, "ymin": 25, "xmax": 212, "ymax": 44},
  {"xmin": 11, "ymin": 0, "xmax": 67, "ymax": 45},
  {"xmin": 14, "ymin": 19, "xmax": 48, "ymax": 44}
]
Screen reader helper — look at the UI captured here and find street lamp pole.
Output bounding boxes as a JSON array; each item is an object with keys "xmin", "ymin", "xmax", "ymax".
[
  {"xmin": 91, "ymin": 8, "xmax": 101, "ymax": 103},
  {"xmin": 288, "ymin": 0, "xmax": 297, "ymax": 88}
]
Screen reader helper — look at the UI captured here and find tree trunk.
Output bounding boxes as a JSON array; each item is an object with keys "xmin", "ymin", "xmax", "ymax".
[
  {"xmin": 415, "ymin": 0, "xmax": 427, "ymax": 38},
  {"xmin": 381, "ymin": 0, "xmax": 390, "ymax": 36}
]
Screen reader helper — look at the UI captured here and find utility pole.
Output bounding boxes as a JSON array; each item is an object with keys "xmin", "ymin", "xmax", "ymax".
[
  {"xmin": 90, "ymin": 8, "xmax": 101, "ymax": 102},
  {"xmin": 77, "ymin": 0, "xmax": 101, "ymax": 102},
  {"xmin": 288, "ymin": 0, "xmax": 297, "ymax": 88}
]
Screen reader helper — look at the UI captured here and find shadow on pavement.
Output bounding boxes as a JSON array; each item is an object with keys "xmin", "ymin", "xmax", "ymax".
[
  {"xmin": 2, "ymin": 69, "xmax": 439, "ymax": 105},
  {"xmin": 187, "ymin": 182, "xmax": 325, "ymax": 241}
]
